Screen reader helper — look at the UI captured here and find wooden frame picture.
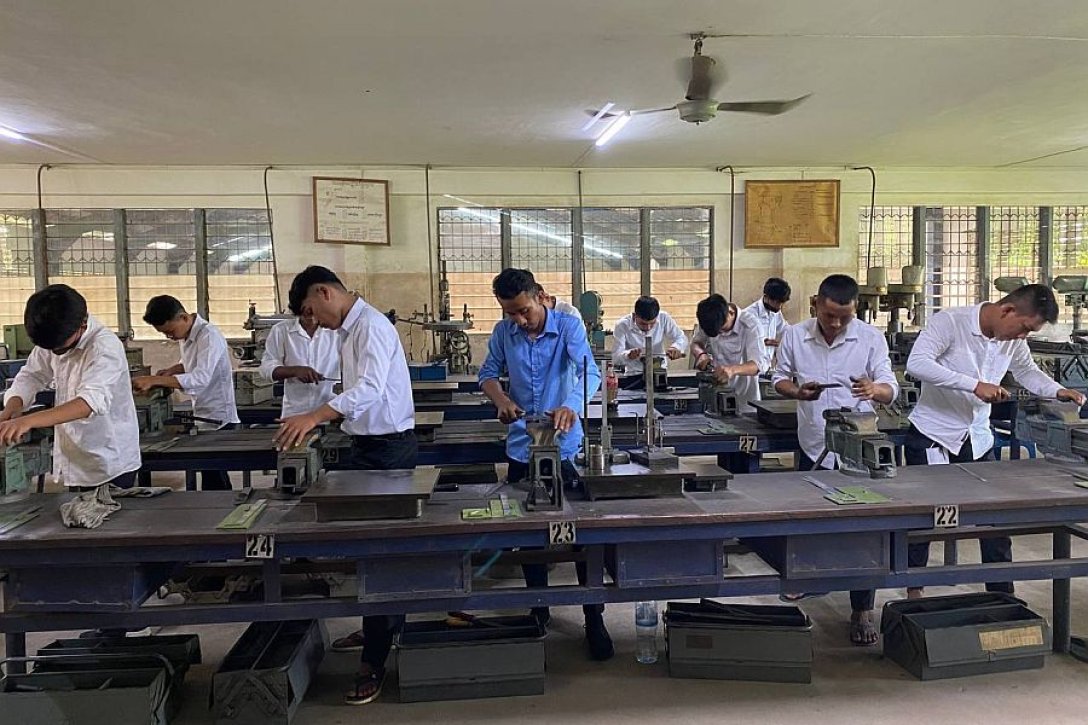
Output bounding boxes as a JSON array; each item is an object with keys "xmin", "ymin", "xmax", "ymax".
[
  {"xmin": 744, "ymin": 179, "xmax": 840, "ymax": 248},
  {"xmin": 312, "ymin": 176, "xmax": 391, "ymax": 246}
]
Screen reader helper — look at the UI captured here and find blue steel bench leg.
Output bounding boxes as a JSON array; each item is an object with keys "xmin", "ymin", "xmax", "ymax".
[
  {"xmin": 1054, "ymin": 529, "xmax": 1073, "ymax": 656},
  {"xmin": 5, "ymin": 632, "xmax": 26, "ymax": 674}
]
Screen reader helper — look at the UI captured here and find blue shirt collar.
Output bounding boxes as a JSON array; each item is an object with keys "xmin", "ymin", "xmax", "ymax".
[{"xmin": 508, "ymin": 307, "xmax": 560, "ymax": 339}]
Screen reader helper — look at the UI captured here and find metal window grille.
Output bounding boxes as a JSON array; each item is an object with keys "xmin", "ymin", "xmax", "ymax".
[
  {"xmin": 437, "ymin": 207, "xmax": 503, "ymax": 334},
  {"xmin": 510, "ymin": 209, "xmax": 573, "ymax": 314},
  {"xmin": 126, "ymin": 209, "xmax": 199, "ymax": 340},
  {"xmin": 582, "ymin": 208, "xmax": 641, "ymax": 330},
  {"xmin": 988, "ymin": 206, "xmax": 1041, "ymax": 302},
  {"xmin": 0, "ymin": 211, "xmax": 37, "ymax": 328},
  {"xmin": 1052, "ymin": 206, "xmax": 1088, "ymax": 327},
  {"xmin": 45, "ymin": 209, "xmax": 119, "ymax": 329},
  {"xmin": 925, "ymin": 206, "xmax": 980, "ymax": 312},
  {"xmin": 648, "ymin": 207, "xmax": 711, "ymax": 332},
  {"xmin": 205, "ymin": 209, "xmax": 276, "ymax": 338},
  {"xmin": 857, "ymin": 206, "xmax": 914, "ymax": 285}
]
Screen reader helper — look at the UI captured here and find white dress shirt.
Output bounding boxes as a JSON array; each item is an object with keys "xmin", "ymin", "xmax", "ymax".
[
  {"xmin": 744, "ymin": 299, "xmax": 789, "ymax": 371},
  {"xmin": 553, "ymin": 298, "xmax": 583, "ymax": 322},
  {"xmin": 907, "ymin": 304, "xmax": 1061, "ymax": 458},
  {"xmin": 177, "ymin": 315, "xmax": 240, "ymax": 428},
  {"xmin": 692, "ymin": 308, "xmax": 766, "ymax": 412},
  {"xmin": 773, "ymin": 318, "xmax": 899, "ymax": 469},
  {"xmin": 6, "ymin": 316, "xmax": 141, "ymax": 487},
  {"xmin": 612, "ymin": 311, "xmax": 689, "ymax": 375},
  {"xmin": 328, "ymin": 297, "xmax": 415, "ymax": 436},
  {"xmin": 258, "ymin": 319, "xmax": 341, "ymax": 418}
]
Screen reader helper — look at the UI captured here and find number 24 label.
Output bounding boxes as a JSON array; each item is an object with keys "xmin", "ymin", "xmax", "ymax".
[{"xmin": 245, "ymin": 533, "xmax": 275, "ymax": 559}]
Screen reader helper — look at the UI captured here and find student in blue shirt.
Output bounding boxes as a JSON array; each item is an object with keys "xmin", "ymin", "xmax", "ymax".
[{"xmin": 478, "ymin": 268, "xmax": 613, "ymax": 661}]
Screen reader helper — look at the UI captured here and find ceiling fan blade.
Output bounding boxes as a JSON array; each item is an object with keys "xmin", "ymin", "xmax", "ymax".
[
  {"xmin": 587, "ymin": 105, "xmax": 676, "ymax": 118},
  {"xmin": 680, "ymin": 54, "xmax": 721, "ymax": 101},
  {"xmin": 630, "ymin": 106, "xmax": 677, "ymax": 116},
  {"xmin": 716, "ymin": 94, "xmax": 811, "ymax": 115}
]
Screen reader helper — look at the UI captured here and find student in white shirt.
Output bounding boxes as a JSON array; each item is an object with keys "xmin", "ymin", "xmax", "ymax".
[
  {"xmin": 258, "ymin": 307, "xmax": 340, "ymax": 418},
  {"xmin": 0, "ymin": 285, "xmax": 141, "ymax": 490},
  {"xmin": 744, "ymin": 277, "xmax": 791, "ymax": 372},
  {"xmin": 904, "ymin": 283, "xmax": 1086, "ymax": 597},
  {"xmin": 274, "ymin": 265, "xmax": 416, "ymax": 707},
  {"xmin": 539, "ymin": 288, "xmax": 583, "ymax": 322},
  {"xmin": 773, "ymin": 274, "xmax": 898, "ymax": 646},
  {"xmin": 690, "ymin": 294, "xmax": 766, "ymax": 412},
  {"xmin": 612, "ymin": 296, "xmax": 688, "ymax": 388},
  {"xmin": 133, "ymin": 296, "xmax": 241, "ymax": 491}
]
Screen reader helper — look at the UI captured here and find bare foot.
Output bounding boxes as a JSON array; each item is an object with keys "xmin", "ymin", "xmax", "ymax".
[
  {"xmin": 906, "ymin": 587, "xmax": 924, "ymax": 600},
  {"xmin": 850, "ymin": 610, "xmax": 878, "ymax": 646}
]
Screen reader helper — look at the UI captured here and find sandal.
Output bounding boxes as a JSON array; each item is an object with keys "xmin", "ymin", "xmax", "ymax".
[
  {"xmin": 344, "ymin": 668, "xmax": 385, "ymax": 706},
  {"xmin": 331, "ymin": 630, "xmax": 365, "ymax": 652},
  {"xmin": 779, "ymin": 592, "xmax": 826, "ymax": 603},
  {"xmin": 849, "ymin": 617, "xmax": 878, "ymax": 647}
]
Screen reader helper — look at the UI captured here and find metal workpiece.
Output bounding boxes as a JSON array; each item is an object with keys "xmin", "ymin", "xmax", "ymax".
[
  {"xmin": 815, "ymin": 408, "xmax": 896, "ymax": 478},
  {"xmin": 302, "ymin": 468, "xmax": 439, "ymax": 520}
]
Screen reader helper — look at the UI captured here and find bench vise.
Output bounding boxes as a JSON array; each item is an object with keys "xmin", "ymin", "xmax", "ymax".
[
  {"xmin": 524, "ymin": 416, "xmax": 564, "ymax": 511},
  {"xmin": 0, "ymin": 427, "xmax": 52, "ymax": 495},
  {"xmin": 816, "ymin": 408, "xmax": 896, "ymax": 478},
  {"xmin": 1015, "ymin": 399, "xmax": 1088, "ymax": 462},
  {"xmin": 134, "ymin": 387, "xmax": 174, "ymax": 436},
  {"xmin": 697, "ymin": 371, "xmax": 739, "ymax": 418},
  {"xmin": 276, "ymin": 433, "xmax": 325, "ymax": 495}
]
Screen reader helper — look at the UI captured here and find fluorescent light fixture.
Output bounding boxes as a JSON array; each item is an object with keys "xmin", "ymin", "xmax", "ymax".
[
  {"xmin": 581, "ymin": 102, "xmax": 615, "ymax": 132},
  {"xmin": 0, "ymin": 126, "xmax": 26, "ymax": 141},
  {"xmin": 146, "ymin": 242, "xmax": 177, "ymax": 250},
  {"xmin": 595, "ymin": 112, "xmax": 631, "ymax": 147}
]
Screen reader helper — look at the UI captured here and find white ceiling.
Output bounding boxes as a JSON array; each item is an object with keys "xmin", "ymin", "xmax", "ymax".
[{"xmin": 2, "ymin": 0, "xmax": 1088, "ymax": 168}]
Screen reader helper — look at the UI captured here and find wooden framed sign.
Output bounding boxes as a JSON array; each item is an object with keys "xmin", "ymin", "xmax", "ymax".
[
  {"xmin": 744, "ymin": 179, "xmax": 840, "ymax": 248},
  {"xmin": 312, "ymin": 176, "xmax": 390, "ymax": 245}
]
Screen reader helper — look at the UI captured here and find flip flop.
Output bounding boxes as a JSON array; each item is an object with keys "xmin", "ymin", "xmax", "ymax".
[
  {"xmin": 850, "ymin": 618, "xmax": 878, "ymax": 647},
  {"xmin": 344, "ymin": 668, "xmax": 385, "ymax": 705}
]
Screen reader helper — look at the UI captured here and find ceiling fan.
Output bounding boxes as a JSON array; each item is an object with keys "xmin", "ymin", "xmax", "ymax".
[{"xmin": 588, "ymin": 34, "xmax": 811, "ymax": 127}]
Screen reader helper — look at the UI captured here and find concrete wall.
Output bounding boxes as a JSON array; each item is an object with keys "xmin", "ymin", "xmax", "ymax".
[{"xmin": 3, "ymin": 164, "xmax": 1088, "ymax": 358}]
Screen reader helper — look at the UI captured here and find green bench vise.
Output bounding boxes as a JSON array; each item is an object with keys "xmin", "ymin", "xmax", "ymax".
[{"xmin": 0, "ymin": 427, "xmax": 53, "ymax": 495}]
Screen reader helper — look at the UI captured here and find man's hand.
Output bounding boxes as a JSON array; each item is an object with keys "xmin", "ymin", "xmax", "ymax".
[
  {"xmin": 548, "ymin": 407, "xmax": 577, "ymax": 433},
  {"xmin": 796, "ymin": 381, "xmax": 825, "ymax": 402},
  {"xmin": 131, "ymin": 376, "xmax": 160, "ymax": 394},
  {"xmin": 851, "ymin": 376, "xmax": 877, "ymax": 401},
  {"xmin": 627, "ymin": 348, "xmax": 642, "ymax": 360},
  {"xmin": 495, "ymin": 397, "xmax": 524, "ymax": 425},
  {"xmin": 1057, "ymin": 388, "xmax": 1087, "ymax": 406},
  {"xmin": 666, "ymin": 347, "xmax": 683, "ymax": 360},
  {"xmin": 712, "ymin": 365, "xmax": 734, "ymax": 385},
  {"xmin": 0, "ymin": 416, "xmax": 33, "ymax": 446},
  {"xmin": 694, "ymin": 353, "xmax": 712, "ymax": 371},
  {"xmin": 764, "ymin": 338, "xmax": 780, "ymax": 348},
  {"xmin": 273, "ymin": 413, "xmax": 318, "ymax": 451},
  {"xmin": 0, "ymin": 401, "xmax": 22, "ymax": 423},
  {"xmin": 973, "ymin": 382, "xmax": 1009, "ymax": 404},
  {"xmin": 291, "ymin": 366, "xmax": 323, "ymax": 384},
  {"xmin": 155, "ymin": 364, "xmax": 183, "ymax": 376}
]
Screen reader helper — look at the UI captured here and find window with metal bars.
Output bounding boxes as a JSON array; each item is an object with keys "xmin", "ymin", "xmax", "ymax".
[
  {"xmin": 925, "ymin": 206, "xmax": 980, "ymax": 312},
  {"xmin": 1052, "ymin": 206, "xmax": 1088, "ymax": 327},
  {"xmin": 127, "ymin": 209, "xmax": 199, "ymax": 340},
  {"xmin": 437, "ymin": 207, "xmax": 503, "ymax": 334},
  {"xmin": 0, "ymin": 211, "xmax": 37, "ymax": 328},
  {"xmin": 857, "ymin": 206, "xmax": 914, "ymax": 285},
  {"xmin": 206, "ymin": 209, "xmax": 276, "ymax": 338},
  {"xmin": 510, "ymin": 208, "xmax": 573, "ymax": 313},
  {"xmin": 988, "ymin": 206, "xmax": 1041, "ymax": 302},
  {"xmin": 45, "ymin": 209, "xmax": 120, "ymax": 330},
  {"xmin": 582, "ymin": 208, "xmax": 641, "ymax": 330},
  {"xmin": 648, "ymin": 207, "xmax": 711, "ymax": 332}
]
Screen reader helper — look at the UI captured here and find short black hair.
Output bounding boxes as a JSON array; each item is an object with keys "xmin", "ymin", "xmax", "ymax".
[
  {"xmin": 288, "ymin": 266, "xmax": 344, "ymax": 315},
  {"xmin": 817, "ymin": 275, "xmax": 859, "ymax": 306},
  {"xmin": 492, "ymin": 268, "xmax": 540, "ymax": 300},
  {"xmin": 999, "ymin": 283, "xmax": 1059, "ymax": 324},
  {"xmin": 143, "ymin": 295, "xmax": 186, "ymax": 327},
  {"xmin": 25, "ymin": 284, "xmax": 87, "ymax": 349},
  {"xmin": 633, "ymin": 296, "xmax": 660, "ymax": 321},
  {"xmin": 696, "ymin": 294, "xmax": 730, "ymax": 337},
  {"xmin": 763, "ymin": 277, "xmax": 791, "ymax": 302}
]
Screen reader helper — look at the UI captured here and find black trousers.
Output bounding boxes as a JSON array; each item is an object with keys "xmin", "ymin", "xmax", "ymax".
[
  {"xmin": 507, "ymin": 458, "xmax": 605, "ymax": 620},
  {"xmin": 796, "ymin": 451, "xmax": 876, "ymax": 612},
  {"xmin": 904, "ymin": 425, "xmax": 1012, "ymax": 594},
  {"xmin": 618, "ymin": 374, "xmax": 645, "ymax": 391},
  {"xmin": 199, "ymin": 424, "xmax": 238, "ymax": 491},
  {"xmin": 351, "ymin": 430, "xmax": 418, "ymax": 671},
  {"xmin": 71, "ymin": 470, "xmax": 139, "ymax": 494}
]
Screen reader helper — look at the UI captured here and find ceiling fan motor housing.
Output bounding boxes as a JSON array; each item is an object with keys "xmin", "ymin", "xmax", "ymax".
[{"xmin": 676, "ymin": 99, "xmax": 718, "ymax": 124}]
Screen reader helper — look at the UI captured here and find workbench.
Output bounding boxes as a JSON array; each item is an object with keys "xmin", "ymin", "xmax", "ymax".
[{"xmin": 2, "ymin": 458, "xmax": 1087, "ymax": 673}]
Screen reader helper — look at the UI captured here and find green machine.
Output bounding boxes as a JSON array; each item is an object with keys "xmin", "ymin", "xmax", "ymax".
[
  {"xmin": 134, "ymin": 387, "xmax": 174, "ymax": 436},
  {"xmin": 0, "ymin": 427, "xmax": 53, "ymax": 496},
  {"xmin": 2, "ymin": 324, "xmax": 33, "ymax": 359},
  {"xmin": 578, "ymin": 290, "xmax": 607, "ymax": 352}
]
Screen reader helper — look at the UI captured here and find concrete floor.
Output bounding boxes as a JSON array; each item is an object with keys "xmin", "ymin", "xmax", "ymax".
[{"xmin": 9, "ymin": 464, "xmax": 1088, "ymax": 723}]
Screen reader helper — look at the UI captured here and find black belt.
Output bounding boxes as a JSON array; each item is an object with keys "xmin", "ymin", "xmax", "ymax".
[{"xmin": 352, "ymin": 430, "xmax": 415, "ymax": 442}]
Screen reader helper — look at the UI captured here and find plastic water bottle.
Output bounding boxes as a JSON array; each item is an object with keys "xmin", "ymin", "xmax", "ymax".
[{"xmin": 635, "ymin": 601, "xmax": 659, "ymax": 664}]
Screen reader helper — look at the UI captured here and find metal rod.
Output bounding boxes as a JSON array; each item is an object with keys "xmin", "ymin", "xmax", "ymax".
[{"xmin": 643, "ymin": 333, "xmax": 656, "ymax": 448}]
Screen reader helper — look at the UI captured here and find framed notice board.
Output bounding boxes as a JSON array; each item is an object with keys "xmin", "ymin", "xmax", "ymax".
[
  {"xmin": 744, "ymin": 179, "xmax": 840, "ymax": 248},
  {"xmin": 312, "ymin": 176, "xmax": 391, "ymax": 245}
]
